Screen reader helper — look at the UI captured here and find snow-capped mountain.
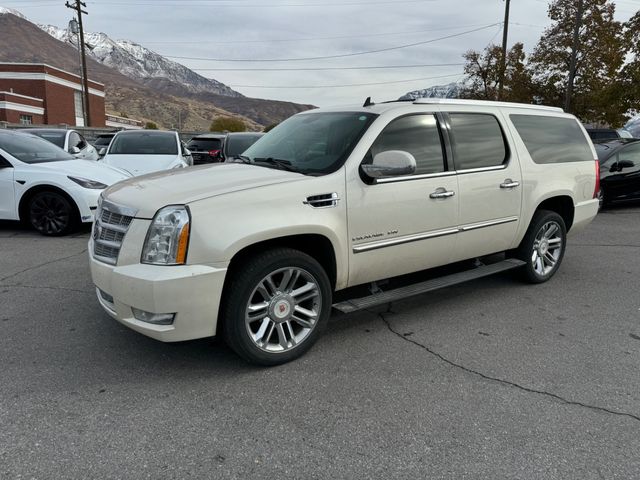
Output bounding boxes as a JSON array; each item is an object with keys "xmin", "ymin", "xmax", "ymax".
[
  {"xmin": 0, "ymin": 6, "xmax": 26, "ymax": 19},
  {"xmin": 399, "ymin": 82, "xmax": 465, "ymax": 101},
  {"xmin": 39, "ymin": 24, "xmax": 242, "ymax": 98}
]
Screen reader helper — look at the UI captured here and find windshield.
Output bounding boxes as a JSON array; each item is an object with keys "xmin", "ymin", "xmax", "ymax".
[
  {"xmin": 242, "ymin": 112, "xmax": 377, "ymax": 175},
  {"xmin": 94, "ymin": 136, "xmax": 114, "ymax": 146},
  {"xmin": 0, "ymin": 132, "xmax": 74, "ymax": 164},
  {"xmin": 25, "ymin": 130, "xmax": 66, "ymax": 148},
  {"xmin": 108, "ymin": 132, "xmax": 178, "ymax": 155},
  {"xmin": 225, "ymin": 134, "xmax": 263, "ymax": 158},
  {"xmin": 187, "ymin": 138, "xmax": 222, "ymax": 151}
]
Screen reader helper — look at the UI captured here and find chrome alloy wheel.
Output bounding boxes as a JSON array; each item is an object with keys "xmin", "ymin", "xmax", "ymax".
[
  {"xmin": 245, "ymin": 267, "xmax": 322, "ymax": 353},
  {"xmin": 531, "ymin": 221, "xmax": 563, "ymax": 276}
]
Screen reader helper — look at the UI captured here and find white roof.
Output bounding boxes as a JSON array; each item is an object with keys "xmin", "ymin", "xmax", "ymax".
[
  {"xmin": 412, "ymin": 98, "xmax": 564, "ymax": 112},
  {"xmin": 309, "ymin": 98, "xmax": 565, "ymax": 115}
]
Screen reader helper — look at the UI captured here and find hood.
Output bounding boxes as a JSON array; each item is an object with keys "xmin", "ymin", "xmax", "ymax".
[
  {"xmin": 103, "ymin": 163, "xmax": 304, "ymax": 218},
  {"xmin": 30, "ymin": 159, "xmax": 131, "ymax": 185},
  {"xmin": 101, "ymin": 154, "xmax": 181, "ymax": 176}
]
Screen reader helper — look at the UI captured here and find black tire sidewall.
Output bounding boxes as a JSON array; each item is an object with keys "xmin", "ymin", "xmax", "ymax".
[
  {"xmin": 29, "ymin": 191, "xmax": 76, "ymax": 236},
  {"xmin": 517, "ymin": 210, "xmax": 567, "ymax": 284},
  {"xmin": 222, "ymin": 248, "xmax": 332, "ymax": 366}
]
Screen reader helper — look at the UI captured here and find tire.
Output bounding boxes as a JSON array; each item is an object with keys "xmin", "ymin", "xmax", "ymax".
[
  {"xmin": 514, "ymin": 210, "xmax": 567, "ymax": 284},
  {"xmin": 221, "ymin": 248, "xmax": 332, "ymax": 366},
  {"xmin": 28, "ymin": 191, "xmax": 77, "ymax": 236}
]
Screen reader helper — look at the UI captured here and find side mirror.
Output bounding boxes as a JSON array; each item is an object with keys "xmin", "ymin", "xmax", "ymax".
[
  {"xmin": 183, "ymin": 148, "xmax": 191, "ymax": 157},
  {"xmin": 361, "ymin": 150, "xmax": 416, "ymax": 180},
  {"xmin": 618, "ymin": 159, "xmax": 635, "ymax": 170},
  {"xmin": 69, "ymin": 146, "xmax": 81, "ymax": 154},
  {"xmin": 98, "ymin": 148, "xmax": 107, "ymax": 156}
]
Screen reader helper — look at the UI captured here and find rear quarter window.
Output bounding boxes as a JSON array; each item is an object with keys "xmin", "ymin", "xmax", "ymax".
[
  {"xmin": 510, "ymin": 114, "xmax": 593, "ymax": 164},
  {"xmin": 448, "ymin": 113, "xmax": 507, "ymax": 170}
]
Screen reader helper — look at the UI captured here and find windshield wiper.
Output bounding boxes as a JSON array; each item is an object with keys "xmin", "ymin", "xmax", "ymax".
[
  {"xmin": 230, "ymin": 155, "xmax": 252, "ymax": 164},
  {"xmin": 253, "ymin": 157, "xmax": 298, "ymax": 172}
]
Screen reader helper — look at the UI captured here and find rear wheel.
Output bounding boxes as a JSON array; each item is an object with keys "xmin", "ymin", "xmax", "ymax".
[
  {"xmin": 515, "ymin": 210, "xmax": 566, "ymax": 283},
  {"xmin": 221, "ymin": 248, "xmax": 332, "ymax": 365},
  {"xmin": 28, "ymin": 191, "xmax": 77, "ymax": 236}
]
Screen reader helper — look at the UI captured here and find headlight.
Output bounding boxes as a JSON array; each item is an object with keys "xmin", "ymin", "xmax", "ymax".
[
  {"xmin": 141, "ymin": 205, "xmax": 190, "ymax": 265},
  {"xmin": 68, "ymin": 176, "xmax": 108, "ymax": 189}
]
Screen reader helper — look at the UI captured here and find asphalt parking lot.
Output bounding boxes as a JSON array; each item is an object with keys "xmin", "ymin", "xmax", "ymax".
[{"xmin": 1, "ymin": 205, "xmax": 639, "ymax": 479}]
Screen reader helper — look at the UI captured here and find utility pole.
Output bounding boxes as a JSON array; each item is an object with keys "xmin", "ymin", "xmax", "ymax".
[
  {"xmin": 565, "ymin": 0, "xmax": 584, "ymax": 113},
  {"xmin": 65, "ymin": 0, "xmax": 91, "ymax": 126},
  {"xmin": 497, "ymin": 0, "xmax": 511, "ymax": 101}
]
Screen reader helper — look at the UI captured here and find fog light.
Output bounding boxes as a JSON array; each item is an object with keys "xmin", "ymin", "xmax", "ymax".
[{"xmin": 131, "ymin": 308, "xmax": 175, "ymax": 325}]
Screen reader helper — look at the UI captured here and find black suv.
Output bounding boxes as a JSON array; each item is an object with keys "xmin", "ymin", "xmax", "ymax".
[{"xmin": 187, "ymin": 134, "xmax": 226, "ymax": 164}]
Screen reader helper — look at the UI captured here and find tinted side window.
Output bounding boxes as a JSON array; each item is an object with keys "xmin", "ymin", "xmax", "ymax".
[
  {"xmin": 618, "ymin": 143, "xmax": 640, "ymax": 172},
  {"xmin": 449, "ymin": 113, "xmax": 507, "ymax": 170},
  {"xmin": 368, "ymin": 114, "xmax": 445, "ymax": 175},
  {"xmin": 510, "ymin": 114, "xmax": 593, "ymax": 164}
]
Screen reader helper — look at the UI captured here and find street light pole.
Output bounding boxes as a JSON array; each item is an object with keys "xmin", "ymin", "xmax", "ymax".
[
  {"xmin": 498, "ymin": 0, "xmax": 511, "ymax": 101},
  {"xmin": 65, "ymin": 0, "xmax": 91, "ymax": 126}
]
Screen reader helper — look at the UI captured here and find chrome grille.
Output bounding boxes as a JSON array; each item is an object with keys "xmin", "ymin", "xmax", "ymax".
[{"xmin": 92, "ymin": 199, "xmax": 137, "ymax": 266}]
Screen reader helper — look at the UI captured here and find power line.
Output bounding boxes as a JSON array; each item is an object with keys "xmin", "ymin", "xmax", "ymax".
[
  {"xmin": 192, "ymin": 63, "xmax": 465, "ymax": 72},
  {"xmin": 228, "ymin": 73, "xmax": 463, "ymax": 89},
  {"xmin": 141, "ymin": 23, "xmax": 491, "ymax": 45},
  {"xmin": 163, "ymin": 23, "xmax": 500, "ymax": 63},
  {"xmin": 83, "ymin": 0, "xmax": 437, "ymax": 6}
]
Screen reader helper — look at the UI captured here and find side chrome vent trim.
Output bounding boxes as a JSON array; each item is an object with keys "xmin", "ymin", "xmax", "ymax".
[{"xmin": 303, "ymin": 192, "xmax": 340, "ymax": 209}]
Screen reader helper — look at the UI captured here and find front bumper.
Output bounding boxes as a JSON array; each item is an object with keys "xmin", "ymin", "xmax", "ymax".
[
  {"xmin": 90, "ymin": 253, "xmax": 227, "ymax": 342},
  {"xmin": 69, "ymin": 186, "xmax": 100, "ymax": 223}
]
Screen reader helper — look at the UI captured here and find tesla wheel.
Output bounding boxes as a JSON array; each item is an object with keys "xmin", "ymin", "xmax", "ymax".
[
  {"xmin": 515, "ymin": 210, "xmax": 567, "ymax": 284},
  {"xmin": 28, "ymin": 191, "xmax": 77, "ymax": 236},
  {"xmin": 221, "ymin": 248, "xmax": 332, "ymax": 366}
]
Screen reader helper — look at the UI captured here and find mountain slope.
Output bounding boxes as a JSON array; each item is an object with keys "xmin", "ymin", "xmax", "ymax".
[
  {"xmin": 39, "ymin": 24, "xmax": 241, "ymax": 97},
  {"xmin": 399, "ymin": 82, "xmax": 464, "ymax": 101},
  {"xmin": 0, "ymin": 12, "xmax": 261, "ymax": 130},
  {"xmin": 0, "ymin": 8, "xmax": 312, "ymax": 129}
]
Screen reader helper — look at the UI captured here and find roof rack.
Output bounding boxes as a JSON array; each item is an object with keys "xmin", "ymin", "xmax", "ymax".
[{"xmin": 412, "ymin": 98, "xmax": 564, "ymax": 113}]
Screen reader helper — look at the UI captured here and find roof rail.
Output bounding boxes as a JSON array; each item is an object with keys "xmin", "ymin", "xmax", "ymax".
[{"xmin": 412, "ymin": 98, "xmax": 564, "ymax": 113}]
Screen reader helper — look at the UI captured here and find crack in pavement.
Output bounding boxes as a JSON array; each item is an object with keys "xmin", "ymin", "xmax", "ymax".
[
  {"xmin": 573, "ymin": 243, "xmax": 640, "ymax": 248},
  {"xmin": 0, "ymin": 283, "xmax": 92, "ymax": 294},
  {"xmin": 376, "ymin": 309, "xmax": 640, "ymax": 424},
  {"xmin": 0, "ymin": 249, "xmax": 88, "ymax": 282}
]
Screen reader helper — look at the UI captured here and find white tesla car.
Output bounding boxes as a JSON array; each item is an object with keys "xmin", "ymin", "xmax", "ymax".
[
  {"xmin": 0, "ymin": 130, "xmax": 131, "ymax": 236},
  {"xmin": 23, "ymin": 128, "xmax": 100, "ymax": 161},
  {"xmin": 100, "ymin": 130, "xmax": 191, "ymax": 176}
]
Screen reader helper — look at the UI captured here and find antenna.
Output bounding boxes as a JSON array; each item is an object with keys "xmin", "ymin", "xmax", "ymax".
[{"xmin": 363, "ymin": 97, "xmax": 374, "ymax": 107}]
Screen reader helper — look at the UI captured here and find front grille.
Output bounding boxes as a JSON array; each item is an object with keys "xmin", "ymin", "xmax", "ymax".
[{"xmin": 92, "ymin": 200, "xmax": 136, "ymax": 266}]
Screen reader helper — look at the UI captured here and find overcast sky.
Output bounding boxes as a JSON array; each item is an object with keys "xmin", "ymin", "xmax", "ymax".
[{"xmin": 6, "ymin": 0, "xmax": 639, "ymax": 106}]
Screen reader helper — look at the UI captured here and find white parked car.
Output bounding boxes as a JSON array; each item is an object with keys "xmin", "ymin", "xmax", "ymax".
[
  {"xmin": 100, "ymin": 130, "xmax": 191, "ymax": 176},
  {"xmin": 24, "ymin": 128, "xmax": 99, "ymax": 161},
  {"xmin": 89, "ymin": 99, "xmax": 599, "ymax": 365},
  {"xmin": 0, "ymin": 130, "xmax": 131, "ymax": 236}
]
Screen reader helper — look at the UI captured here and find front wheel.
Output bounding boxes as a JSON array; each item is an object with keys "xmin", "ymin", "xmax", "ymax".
[
  {"xmin": 28, "ymin": 191, "xmax": 77, "ymax": 236},
  {"xmin": 514, "ymin": 210, "xmax": 567, "ymax": 284},
  {"xmin": 221, "ymin": 248, "xmax": 332, "ymax": 365}
]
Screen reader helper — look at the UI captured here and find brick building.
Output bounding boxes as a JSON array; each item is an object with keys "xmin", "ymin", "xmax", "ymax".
[{"xmin": 0, "ymin": 62, "xmax": 105, "ymax": 127}]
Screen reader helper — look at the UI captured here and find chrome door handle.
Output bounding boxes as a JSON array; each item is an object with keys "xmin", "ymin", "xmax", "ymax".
[
  {"xmin": 500, "ymin": 179, "xmax": 520, "ymax": 189},
  {"xmin": 429, "ymin": 190, "xmax": 456, "ymax": 199}
]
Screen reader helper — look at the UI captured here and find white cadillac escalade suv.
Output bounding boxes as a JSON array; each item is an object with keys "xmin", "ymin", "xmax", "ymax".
[{"xmin": 89, "ymin": 99, "xmax": 599, "ymax": 365}]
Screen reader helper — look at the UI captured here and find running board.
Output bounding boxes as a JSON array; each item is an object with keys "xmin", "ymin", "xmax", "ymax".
[{"xmin": 332, "ymin": 258, "xmax": 526, "ymax": 313}]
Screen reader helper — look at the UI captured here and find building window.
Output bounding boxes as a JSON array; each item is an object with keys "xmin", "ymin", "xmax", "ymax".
[{"xmin": 19, "ymin": 115, "xmax": 33, "ymax": 125}]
